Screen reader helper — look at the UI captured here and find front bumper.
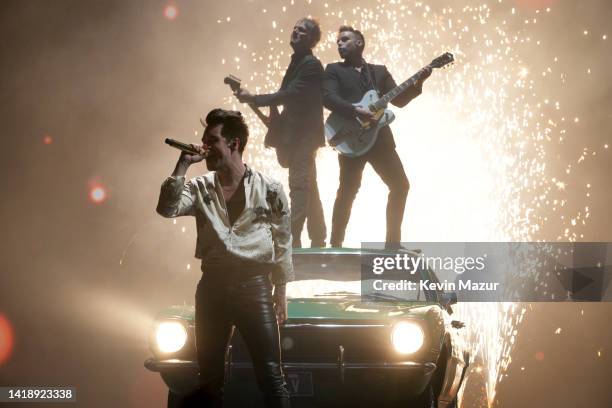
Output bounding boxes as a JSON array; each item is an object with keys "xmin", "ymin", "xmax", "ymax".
[
  {"xmin": 145, "ymin": 357, "xmax": 436, "ymax": 399},
  {"xmin": 144, "ymin": 358, "xmax": 197, "ymax": 372},
  {"xmin": 145, "ymin": 357, "xmax": 435, "ymax": 374}
]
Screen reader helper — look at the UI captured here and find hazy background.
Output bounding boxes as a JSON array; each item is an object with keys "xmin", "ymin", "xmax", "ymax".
[{"xmin": 1, "ymin": 0, "xmax": 611, "ymax": 407}]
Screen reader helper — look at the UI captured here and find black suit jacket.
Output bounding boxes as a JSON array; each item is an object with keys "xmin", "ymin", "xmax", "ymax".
[
  {"xmin": 253, "ymin": 51, "xmax": 325, "ymax": 150},
  {"xmin": 322, "ymin": 61, "xmax": 422, "ymax": 148}
]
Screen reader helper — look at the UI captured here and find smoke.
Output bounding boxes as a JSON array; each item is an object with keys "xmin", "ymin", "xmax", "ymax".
[{"xmin": 1, "ymin": 1, "xmax": 611, "ymax": 407}]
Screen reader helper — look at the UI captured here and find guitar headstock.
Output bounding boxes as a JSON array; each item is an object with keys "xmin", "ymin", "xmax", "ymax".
[
  {"xmin": 430, "ymin": 52, "xmax": 454, "ymax": 69},
  {"xmin": 223, "ymin": 74, "xmax": 242, "ymax": 91}
]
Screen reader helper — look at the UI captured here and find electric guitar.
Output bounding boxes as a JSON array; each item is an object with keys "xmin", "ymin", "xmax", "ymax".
[
  {"xmin": 324, "ymin": 52, "xmax": 454, "ymax": 157},
  {"xmin": 225, "ymin": 74, "xmax": 290, "ymax": 166},
  {"xmin": 224, "ymin": 74, "xmax": 279, "ymax": 129}
]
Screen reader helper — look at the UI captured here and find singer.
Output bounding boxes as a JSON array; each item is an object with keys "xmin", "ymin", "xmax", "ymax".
[{"xmin": 156, "ymin": 108, "xmax": 292, "ymax": 407}]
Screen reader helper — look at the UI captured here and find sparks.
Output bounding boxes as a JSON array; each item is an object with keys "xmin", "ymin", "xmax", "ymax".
[{"xmin": 199, "ymin": 2, "xmax": 594, "ymax": 405}]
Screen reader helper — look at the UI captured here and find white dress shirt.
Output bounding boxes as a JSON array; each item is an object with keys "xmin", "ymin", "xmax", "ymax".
[{"xmin": 156, "ymin": 166, "xmax": 293, "ymax": 284}]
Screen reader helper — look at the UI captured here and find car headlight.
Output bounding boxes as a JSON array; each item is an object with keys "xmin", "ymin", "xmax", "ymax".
[
  {"xmin": 155, "ymin": 321, "xmax": 187, "ymax": 353},
  {"xmin": 391, "ymin": 321, "xmax": 425, "ymax": 354}
]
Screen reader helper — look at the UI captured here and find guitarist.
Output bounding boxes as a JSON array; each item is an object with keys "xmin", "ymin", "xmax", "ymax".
[
  {"xmin": 323, "ymin": 25, "xmax": 431, "ymax": 249},
  {"xmin": 235, "ymin": 18, "xmax": 327, "ymax": 248}
]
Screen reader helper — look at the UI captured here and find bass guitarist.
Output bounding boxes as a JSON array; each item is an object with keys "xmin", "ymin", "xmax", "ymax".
[
  {"xmin": 236, "ymin": 18, "xmax": 327, "ymax": 248},
  {"xmin": 323, "ymin": 25, "xmax": 431, "ymax": 249}
]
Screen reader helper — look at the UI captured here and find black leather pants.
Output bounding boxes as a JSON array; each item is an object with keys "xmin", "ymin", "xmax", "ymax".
[{"xmin": 194, "ymin": 272, "xmax": 290, "ymax": 408}]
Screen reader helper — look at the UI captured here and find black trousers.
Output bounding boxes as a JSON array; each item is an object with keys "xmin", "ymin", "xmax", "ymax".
[
  {"xmin": 194, "ymin": 273, "xmax": 290, "ymax": 407},
  {"xmin": 330, "ymin": 137, "xmax": 409, "ymax": 247},
  {"xmin": 288, "ymin": 147, "xmax": 327, "ymax": 248}
]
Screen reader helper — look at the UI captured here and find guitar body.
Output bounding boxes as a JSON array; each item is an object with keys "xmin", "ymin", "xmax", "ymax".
[{"xmin": 325, "ymin": 90, "xmax": 395, "ymax": 158}]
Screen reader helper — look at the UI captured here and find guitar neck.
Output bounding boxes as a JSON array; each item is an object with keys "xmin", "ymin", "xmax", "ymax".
[
  {"xmin": 247, "ymin": 103, "xmax": 270, "ymax": 128},
  {"xmin": 373, "ymin": 65, "xmax": 431, "ymax": 110}
]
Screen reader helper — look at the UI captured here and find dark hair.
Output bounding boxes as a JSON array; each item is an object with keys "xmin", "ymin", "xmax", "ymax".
[
  {"xmin": 299, "ymin": 17, "xmax": 321, "ymax": 48},
  {"xmin": 338, "ymin": 25, "xmax": 365, "ymax": 51},
  {"xmin": 204, "ymin": 109, "xmax": 249, "ymax": 153}
]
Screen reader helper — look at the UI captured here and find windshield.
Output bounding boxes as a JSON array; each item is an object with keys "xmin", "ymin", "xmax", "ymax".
[
  {"xmin": 288, "ymin": 252, "xmax": 435, "ymax": 302},
  {"xmin": 286, "ymin": 279, "xmax": 361, "ymax": 298}
]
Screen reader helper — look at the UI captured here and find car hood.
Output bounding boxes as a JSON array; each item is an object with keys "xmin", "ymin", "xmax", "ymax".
[
  {"xmin": 288, "ymin": 297, "xmax": 439, "ymax": 320},
  {"xmin": 157, "ymin": 298, "xmax": 439, "ymax": 322}
]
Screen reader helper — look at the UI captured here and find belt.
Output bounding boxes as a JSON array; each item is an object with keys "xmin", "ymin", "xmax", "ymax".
[{"xmin": 202, "ymin": 263, "xmax": 271, "ymax": 283}]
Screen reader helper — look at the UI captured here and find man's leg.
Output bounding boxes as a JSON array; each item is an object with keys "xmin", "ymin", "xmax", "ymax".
[
  {"xmin": 195, "ymin": 278, "xmax": 235, "ymax": 407},
  {"xmin": 288, "ymin": 148, "xmax": 325, "ymax": 248},
  {"xmin": 232, "ymin": 276, "xmax": 290, "ymax": 408},
  {"xmin": 366, "ymin": 142, "xmax": 410, "ymax": 247},
  {"xmin": 330, "ymin": 154, "xmax": 367, "ymax": 247},
  {"xmin": 305, "ymin": 159, "xmax": 327, "ymax": 247}
]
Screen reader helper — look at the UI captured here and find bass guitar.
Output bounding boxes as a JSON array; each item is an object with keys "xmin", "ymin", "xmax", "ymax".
[{"xmin": 324, "ymin": 52, "xmax": 454, "ymax": 157}]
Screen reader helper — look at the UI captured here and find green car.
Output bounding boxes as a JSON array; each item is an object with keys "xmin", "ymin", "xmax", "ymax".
[{"xmin": 145, "ymin": 248, "xmax": 469, "ymax": 407}]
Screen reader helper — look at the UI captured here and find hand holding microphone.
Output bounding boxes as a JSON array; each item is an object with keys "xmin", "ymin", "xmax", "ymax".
[{"xmin": 165, "ymin": 138, "xmax": 209, "ymax": 165}]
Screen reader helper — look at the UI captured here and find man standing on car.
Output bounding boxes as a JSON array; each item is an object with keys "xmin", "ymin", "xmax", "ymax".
[
  {"xmin": 157, "ymin": 108, "xmax": 292, "ymax": 407},
  {"xmin": 323, "ymin": 25, "xmax": 431, "ymax": 249},
  {"xmin": 235, "ymin": 17, "xmax": 327, "ymax": 249}
]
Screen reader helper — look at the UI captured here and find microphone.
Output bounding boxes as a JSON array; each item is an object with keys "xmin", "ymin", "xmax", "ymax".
[{"xmin": 164, "ymin": 138, "xmax": 206, "ymax": 156}]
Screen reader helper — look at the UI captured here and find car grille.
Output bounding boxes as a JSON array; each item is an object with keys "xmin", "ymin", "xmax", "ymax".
[{"xmin": 230, "ymin": 322, "xmax": 396, "ymax": 364}]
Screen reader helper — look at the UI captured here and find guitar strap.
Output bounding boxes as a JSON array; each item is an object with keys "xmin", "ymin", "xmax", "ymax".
[{"xmin": 364, "ymin": 61, "xmax": 379, "ymax": 96}]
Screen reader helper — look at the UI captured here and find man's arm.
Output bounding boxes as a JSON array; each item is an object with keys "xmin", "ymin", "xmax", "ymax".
[
  {"xmin": 268, "ymin": 182, "xmax": 294, "ymax": 285},
  {"xmin": 156, "ymin": 150, "xmax": 204, "ymax": 218},
  {"xmin": 268, "ymin": 182, "xmax": 292, "ymax": 324},
  {"xmin": 248, "ymin": 59, "xmax": 323, "ymax": 107},
  {"xmin": 322, "ymin": 64, "xmax": 357, "ymax": 117}
]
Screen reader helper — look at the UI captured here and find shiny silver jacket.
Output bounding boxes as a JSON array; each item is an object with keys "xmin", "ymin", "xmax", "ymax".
[{"xmin": 156, "ymin": 166, "xmax": 293, "ymax": 284}]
